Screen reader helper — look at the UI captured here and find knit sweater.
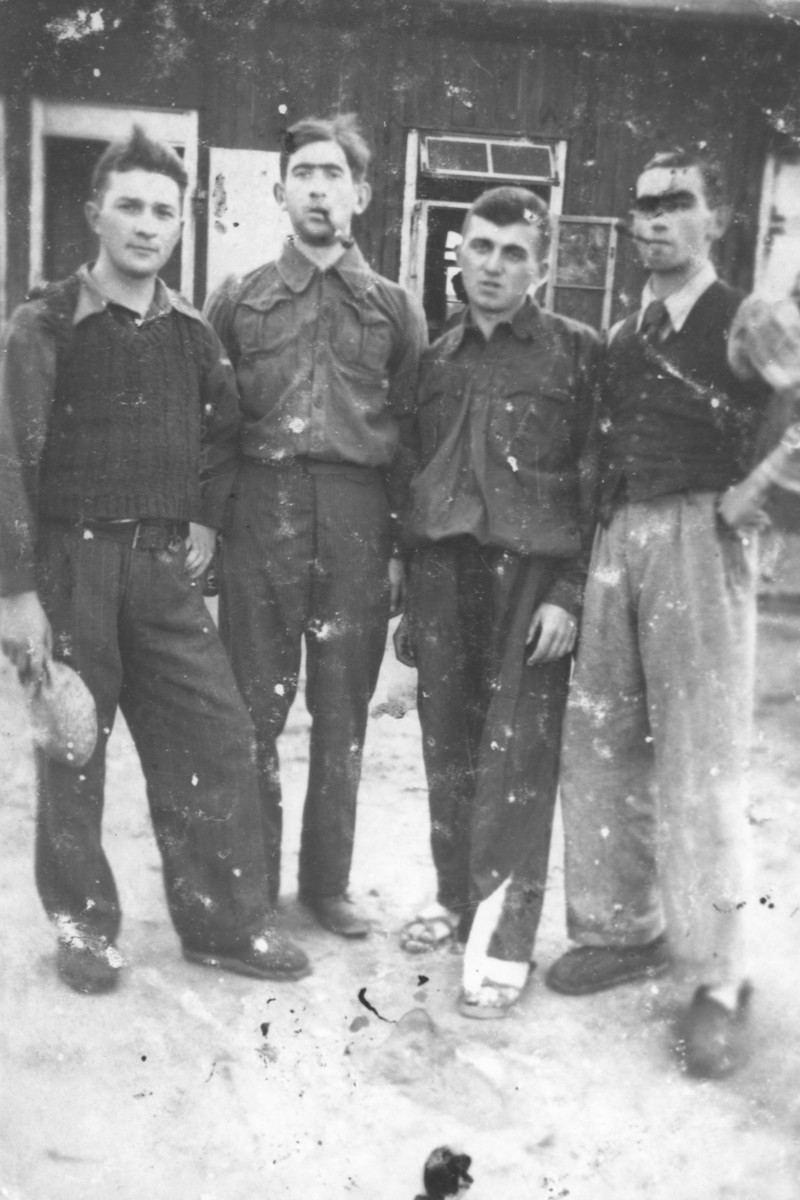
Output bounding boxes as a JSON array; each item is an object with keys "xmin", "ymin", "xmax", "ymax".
[
  {"xmin": 600, "ymin": 280, "xmax": 767, "ymax": 512},
  {"xmin": 37, "ymin": 276, "xmax": 210, "ymax": 523}
]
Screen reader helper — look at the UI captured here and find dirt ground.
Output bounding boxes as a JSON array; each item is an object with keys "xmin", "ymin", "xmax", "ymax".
[{"xmin": 2, "ymin": 595, "xmax": 800, "ymax": 1200}]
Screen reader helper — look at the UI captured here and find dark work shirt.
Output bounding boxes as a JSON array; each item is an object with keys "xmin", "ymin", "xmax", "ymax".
[
  {"xmin": 404, "ymin": 301, "xmax": 601, "ymax": 615},
  {"xmin": 204, "ymin": 240, "xmax": 428, "ymax": 483}
]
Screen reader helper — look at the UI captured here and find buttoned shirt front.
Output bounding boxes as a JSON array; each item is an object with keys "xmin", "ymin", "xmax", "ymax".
[
  {"xmin": 405, "ymin": 301, "xmax": 601, "ymax": 614},
  {"xmin": 204, "ymin": 240, "xmax": 427, "ymax": 471}
]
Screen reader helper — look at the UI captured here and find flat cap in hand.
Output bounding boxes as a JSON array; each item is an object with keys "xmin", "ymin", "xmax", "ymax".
[{"xmin": 27, "ymin": 660, "xmax": 98, "ymax": 768}]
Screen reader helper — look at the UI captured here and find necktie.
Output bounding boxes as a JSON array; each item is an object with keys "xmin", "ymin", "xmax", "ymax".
[{"xmin": 640, "ymin": 298, "xmax": 670, "ymax": 345}]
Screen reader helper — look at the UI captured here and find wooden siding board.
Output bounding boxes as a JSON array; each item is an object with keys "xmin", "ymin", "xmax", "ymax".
[{"xmin": 4, "ymin": 6, "xmax": 800, "ymax": 309}]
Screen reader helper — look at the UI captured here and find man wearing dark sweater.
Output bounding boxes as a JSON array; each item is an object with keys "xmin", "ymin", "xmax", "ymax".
[
  {"xmin": 0, "ymin": 127, "xmax": 309, "ymax": 993},
  {"xmin": 546, "ymin": 151, "xmax": 768, "ymax": 1077}
]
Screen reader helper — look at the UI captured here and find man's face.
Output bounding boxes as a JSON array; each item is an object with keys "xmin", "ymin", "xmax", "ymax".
[
  {"xmin": 86, "ymin": 168, "xmax": 182, "ymax": 280},
  {"xmin": 631, "ymin": 164, "xmax": 724, "ymax": 277},
  {"xmin": 457, "ymin": 214, "xmax": 546, "ymax": 321},
  {"xmin": 274, "ymin": 139, "xmax": 370, "ymax": 246}
]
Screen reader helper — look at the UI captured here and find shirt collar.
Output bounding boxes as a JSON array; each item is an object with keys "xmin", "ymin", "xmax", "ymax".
[
  {"xmin": 450, "ymin": 297, "xmax": 540, "ymax": 350},
  {"xmin": 276, "ymin": 237, "xmax": 375, "ymax": 300},
  {"xmin": 637, "ymin": 260, "xmax": 717, "ymax": 334},
  {"xmin": 73, "ymin": 263, "xmax": 198, "ymax": 325}
]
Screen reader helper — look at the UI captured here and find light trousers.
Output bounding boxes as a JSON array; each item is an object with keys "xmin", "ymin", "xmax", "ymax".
[{"xmin": 560, "ymin": 493, "xmax": 756, "ymax": 991}]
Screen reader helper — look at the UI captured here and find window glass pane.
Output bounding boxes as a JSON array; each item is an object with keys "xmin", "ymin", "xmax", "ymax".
[
  {"xmin": 490, "ymin": 143, "xmax": 554, "ymax": 180},
  {"xmin": 552, "ymin": 288, "xmax": 604, "ymax": 330},
  {"xmin": 426, "ymin": 139, "xmax": 489, "ymax": 175},
  {"xmin": 556, "ymin": 223, "xmax": 610, "ymax": 288}
]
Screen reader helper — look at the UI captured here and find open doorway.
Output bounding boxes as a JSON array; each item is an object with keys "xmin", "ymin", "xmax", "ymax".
[{"xmin": 756, "ymin": 150, "xmax": 800, "ymax": 299}]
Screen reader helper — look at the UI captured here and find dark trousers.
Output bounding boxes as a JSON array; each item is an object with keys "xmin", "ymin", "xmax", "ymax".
[
  {"xmin": 219, "ymin": 459, "xmax": 391, "ymax": 900},
  {"xmin": 409, "ymin": 538, "xmax": 570, "ymax": 958},
  {"xmin": 33, "ymin": 524, "xmax": 272, "ymax": 952}
]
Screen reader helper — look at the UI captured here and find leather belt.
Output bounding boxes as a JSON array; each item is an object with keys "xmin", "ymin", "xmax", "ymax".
[{"xmin": 50, "ymin": 518, "xmax": 188, "ymax": 551}]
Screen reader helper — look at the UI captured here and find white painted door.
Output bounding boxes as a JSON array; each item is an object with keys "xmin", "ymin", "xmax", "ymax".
[
  {"xmin": 206, "ymin": 148, "xmax": 292, "ymax": 296},
  {"xmin": 756, "ymin": 154, "xmax": 800, "ymax": 299}
]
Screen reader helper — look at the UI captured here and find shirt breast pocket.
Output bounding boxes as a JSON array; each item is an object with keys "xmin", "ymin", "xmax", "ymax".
[
  {"xmin": 334, "ymin": 302, "xmax": 393, "ymax": 374},
  {"xmin": 236, "ymin": 297, "xmax": 296, "ymax": 360},
  {"xmin": 491, "ymin": 388, "xmax": 573, "ymax": 465}
]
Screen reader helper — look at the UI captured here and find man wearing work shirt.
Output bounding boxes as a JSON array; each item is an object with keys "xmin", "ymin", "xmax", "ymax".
[
  {"xmin": 546, "ymin": 150, "xmax": 769, "ymax": 1078},
  {"xmin": 205, "ymin": 114, "xmax": 427, "ymax": 937},
  {"xmin": 395, "ymin": 186, "xmax": 600, "ymax": 1017}
]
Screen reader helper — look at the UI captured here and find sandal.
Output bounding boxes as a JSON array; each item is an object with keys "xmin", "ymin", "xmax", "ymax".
[
  {"xmin": 457, "ymin": 979, "xmax": 525, "ymax": 1020},
  {"xmin": 399, "ymin": 908, "xmax": 460, "ymax": 954}
]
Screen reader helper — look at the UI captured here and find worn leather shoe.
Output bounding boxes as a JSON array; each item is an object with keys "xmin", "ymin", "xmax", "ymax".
[
  {"xmin": 545, "ymin": 934, "xmax": 670, "ymax": 995},
  {"xmin": 301, "ymin": 893, "xmax": 371, "ymax": 938},
  {"xmin": 675, "ymin": 982, "xmax": 753, "ymax": 1079},
  {"xmin": 57, "ymin": 938, "xmax": 123, "ymax": 994},
  {"xmin": 183, "ymin": 932, "xmax": 311, "ymax": 981}
]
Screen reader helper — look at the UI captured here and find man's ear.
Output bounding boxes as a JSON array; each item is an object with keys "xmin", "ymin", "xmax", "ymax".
[
  {"xmin": 274, "ymin": 180, "xmax": 287, "ymax": 211},
  {"xmin": 710, "ymin": 204, "xmax": 732, "ymax": 241},
  {"xmin": 529, "ymin": 263, "xmax": 549, "ymax": 296},
  {"xmin": 354, "ymin": 180, "xmax": 372, "ymax": 216},
  {"xmin": 84, "ymin": 200, "xmax": 100, "ymax": 234}
]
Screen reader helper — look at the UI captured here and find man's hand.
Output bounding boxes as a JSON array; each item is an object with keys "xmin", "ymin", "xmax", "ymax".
[
  {"xmin": 526, "ymin": 602, "xmax": 578, "ymax": 665},
  {"xmin": 0, "ymin": 591, "xmax": 53, "ymax": 685},
  {"xmin": 184, "ymin": 523, "xmax": 218, "ymax": 581},
  {"xmin": 717, "ymin": 480, "xmax": 771, "ymax": 534},
  {"xmin": 388, "ymin": 556, "xmax": 406, "ymax": 618},
  {"xmin": 393, "ymin": 613, "xmax": 416, "ymax": 668}
]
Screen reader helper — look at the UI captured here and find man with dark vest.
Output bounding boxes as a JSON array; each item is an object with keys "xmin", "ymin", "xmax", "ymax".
[
  {"xmin": 0, "ymin": 126, "xmax": 309, "ymax": 993},
  {"xmin": 205, "ymin": 115, "xmax": 426, "ymax": 937},
  {"xmin": 545, "ymin": 150, "xmax": 769, "ymax": 1077}
]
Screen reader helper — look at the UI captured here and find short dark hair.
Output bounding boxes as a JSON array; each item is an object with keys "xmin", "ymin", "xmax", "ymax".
[
  {"xmin": 640, "ymin": 148, "xmax": 728, "ymax": 210},
  {"xmin": 280, "ymin": 113, "xmax": 371, "ymax": 182},
  {"xmin": 90, "ymin": 125, "xmax": 188, "ymax": 201},
  {"xmin": 462, "ymin": 186, "xmax": 552, "ymax": 260}
]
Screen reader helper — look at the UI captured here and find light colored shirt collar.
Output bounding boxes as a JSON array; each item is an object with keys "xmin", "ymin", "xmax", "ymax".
[
  {"xmin": 636, "ymin": 260, "xmax": 718, "ymax": 335},
  {"xmin": 73, "ymin": 263, "xmax": 199, "ymax": 325}
]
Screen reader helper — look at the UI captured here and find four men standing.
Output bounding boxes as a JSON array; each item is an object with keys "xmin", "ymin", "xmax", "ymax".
[{"xmin": 0, "ymin": 115, "xmax": 779, "ymax": 1080}]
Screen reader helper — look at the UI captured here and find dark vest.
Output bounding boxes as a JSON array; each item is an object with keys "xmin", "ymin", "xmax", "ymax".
[
  {"xmin": 36, "ymin": 276, "xmax": 208, "ymax": 523},
  {"xmin": 600, "ymin": 280, "xmax": 766, "ymax": 513}
]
